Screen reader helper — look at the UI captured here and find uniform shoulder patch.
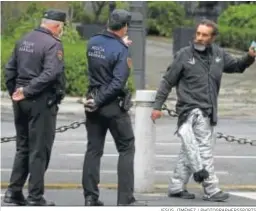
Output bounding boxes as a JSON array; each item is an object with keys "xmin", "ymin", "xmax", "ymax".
[
  {"xmin": 57, "ymin": 50, "xmax": 63, "ymax": 60},
  {"xmin": 127, "ymin": 57, "xmax": 133, "ymax": 69}
]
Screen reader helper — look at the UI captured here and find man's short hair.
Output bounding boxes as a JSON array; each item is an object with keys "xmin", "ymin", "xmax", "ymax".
[{"xmin": 196, "ymin": 19, "xmax": 218, "ymax": 36}]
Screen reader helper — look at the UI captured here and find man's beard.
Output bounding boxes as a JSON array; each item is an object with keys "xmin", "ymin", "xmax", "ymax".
[{"xmin": 193, "ymin": 42, "xmax": 207, "ymax": 52}]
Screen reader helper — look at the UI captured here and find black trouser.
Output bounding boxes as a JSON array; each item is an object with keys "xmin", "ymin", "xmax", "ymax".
[
  {"xmin": 8, "ymin": 93, "xmax": 58, "ymax": 201},
  {"xmin": 82, "ymin": 100, "xmax": 135, "ymax": 205}
]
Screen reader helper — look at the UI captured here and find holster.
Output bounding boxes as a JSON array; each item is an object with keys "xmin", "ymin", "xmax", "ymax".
[
  {"xmin": 47, "ymin": 90, "xmax": 65, "ymax": 108},
  {"xmin": 118, "ymin": 90, "xmax": 133, "ymax": 111}
]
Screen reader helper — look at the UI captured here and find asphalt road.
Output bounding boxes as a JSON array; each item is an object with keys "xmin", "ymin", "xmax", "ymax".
[
  {"xmin": 1, "ymin": 109, "xmax": 256, "ymax": 188},
  {"xmin": 1, "ymin": 188, "xmax": 256, "ymax": 206}
]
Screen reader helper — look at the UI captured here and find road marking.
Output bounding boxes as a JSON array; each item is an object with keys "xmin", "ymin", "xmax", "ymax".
[
  {"xmin": 64, "ymin": 153, "xmax": 256, "ymax": 159},
  {"xmin": 1, "ymin": 182, "xmax": 256, "ymax": 191},
  {"xmin": 230, "ymin": 192, "xmax": 256, "ymax": 200},
  {"xmin": 0, "ymin": 168, "xmax": 228, "ymax": 175}
]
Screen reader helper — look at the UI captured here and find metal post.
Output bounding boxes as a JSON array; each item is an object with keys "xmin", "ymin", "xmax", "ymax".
[
  {"xmin": 134, "ymin": 90, "xmax": 156, "ymax": 193},
  {"xmin": 194, "ymin": 2, "xmax": 220, "ymax": 23},
  {"xmin": 108, "ymin": 1, "xmax": 116, "ymax": 20},
  {"xmin": 128, "ymin": 1, "xmax": 147, "ymax": 90}
]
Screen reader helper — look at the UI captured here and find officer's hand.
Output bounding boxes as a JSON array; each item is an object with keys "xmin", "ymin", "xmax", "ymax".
[
  {"xmin": 12, "ymin": 87, "xmax": 25, "ymax": 101},
  {"xmin": 151, "ymin": 109, "xmax": 162, "ymax": 122},
  {"xmin": 248, "ymin": 46, "xmax": 256, "ymax": 58},
  {"xmin": 83, "ymin": 98, "xmax": 98, "ymax": 112},
  {"xmin": 123, "ymin": 36, "xmax": 133, "ymax": 46}
]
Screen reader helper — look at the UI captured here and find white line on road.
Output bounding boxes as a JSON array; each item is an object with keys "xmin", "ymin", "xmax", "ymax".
[
  {"xmin": 0, "ymin": 168, "xmax": 228, "ymax": 175},
  {"xmin": 230, "ymin": 192, "xmax": 256, "ymax": 200},
  {"xmin": 64, "ymin": 153, "xmax": 256, "ymax": 159}
]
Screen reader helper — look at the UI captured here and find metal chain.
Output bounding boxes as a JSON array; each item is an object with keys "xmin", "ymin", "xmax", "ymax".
[
  {"xmin": 162, "ymin": 104, "xmax": 178, "ymax": 117},
  {"xmin": 1, "ymin": 104, "xmax": 256, "ymax": 146},
  {"xmin": 1, "ymin": 119, "xmax": 86, "ymax": 143},
  {"xmin": 162, "ymin": 104, "xmax": 256, "ymax": 146},
  {"xmin": 55, "ymin": 119, "xmax": 86, "ymax": 133}
]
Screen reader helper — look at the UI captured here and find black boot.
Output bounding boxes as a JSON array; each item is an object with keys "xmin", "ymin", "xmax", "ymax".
[
  {"xmin": 168, "ymin": 190, "xmax": 196, "ymax": 199},
  {"xmin": 84, "ymin": 196, "xmax": 104, "ymax": 206},
  {"xmin": 26, "ymin": 197, "xmax": 55, "ymax": 206},
  {"xmin": 118, "ymin": 197, "xmax": 148, "ymax": 206},
  {"xmin": 3, "ymin": 189, "xmax": 26, "ymax": 206}
]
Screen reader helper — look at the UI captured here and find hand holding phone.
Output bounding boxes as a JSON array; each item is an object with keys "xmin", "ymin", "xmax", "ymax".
[
  {"xmin": 248, "ymin": 41, "xmax": 256, "ymax": 57},
  {"xmin": 250, "ymin": 41, "xmax": 256, "ymax": 52}
]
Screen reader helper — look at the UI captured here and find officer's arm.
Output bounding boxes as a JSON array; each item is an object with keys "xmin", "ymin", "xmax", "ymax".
[
  {"xmin": 95, "ymin": 48, "xmax": 130, "ymax": 106},
  {"xmin": 23, "ymin": 43, "xmax": 64, "ymax": 97},
  {"xmin": 223, "ymin": 50, "xmax": 255, "ymax": 73},
  {"xmin": 5, "ymin": 43, "xmax": 18, "ymax": 96},
  {"xmin": 153, "ymin": 52, "xmax": 184, "ymax": 110}
]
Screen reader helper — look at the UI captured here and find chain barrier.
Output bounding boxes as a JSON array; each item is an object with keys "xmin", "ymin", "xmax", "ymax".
[
  {"xmin": 1, "ymin": 104, "xmax": 255, "ymax": 146},
  {"xmin": 1, "ymin": 119, "xmax": 86, "ymax": 143},
  {"xmin": 162, "ymin": 104, "xmax": 256, "ymax": 146}
]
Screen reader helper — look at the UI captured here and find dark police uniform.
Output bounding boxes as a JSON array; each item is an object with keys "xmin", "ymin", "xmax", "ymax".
[
  {"xmin": 82, "ymin": 9, "xmax": 136, "ymax": 206},
  {"xmin": 3, "ymin": 10, "xmax": 66, "ymax": 206}
]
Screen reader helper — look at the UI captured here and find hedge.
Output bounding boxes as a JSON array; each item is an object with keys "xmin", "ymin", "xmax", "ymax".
[
  {"xmin": 217, "ymin": 3, "xmax": 256, "ymax": 51},
  {"xmin": 217, "ymin": 26, "xmax": 255, "ymax": 51},
  {"xmin": 147, "ymin": 1, "xmax": 193, "ymax": 37},
  {"xmin": 1, "ymin": 2, "xmax": 135, "ymax": 97},
  {"xmin": 218, "ymin": 3, "xmax": 256, "ymax": 29},
  {"xmin": 1, "ymin": 38, "xmax": 135, "ymax": 97}
]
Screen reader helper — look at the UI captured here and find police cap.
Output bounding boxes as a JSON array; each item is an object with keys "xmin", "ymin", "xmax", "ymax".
[
  {"xmin": 109, "ymin": 9, "xmax": 131, "ymax": 30},
  {"xmin": 43, "ymin": 9, "xmax": 67, "ymax": 23}
]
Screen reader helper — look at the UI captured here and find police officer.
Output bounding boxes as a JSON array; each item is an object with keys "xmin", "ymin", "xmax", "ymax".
[
  {"xmin": 3, "ymin": 9, "xmax": 66, "ymax": 206},
  {"xmin": 151, "ymin": 19, "xmax": 256, "ymax": 202},
  {"xmin": 82, "ymin": 9, "xmax": 142, "ymax": 206}
]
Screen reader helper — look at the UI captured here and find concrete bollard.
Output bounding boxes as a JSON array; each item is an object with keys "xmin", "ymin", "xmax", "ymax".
[{"xmin": 134, "ymin": 90, "xmax": 156, "ymax": 193}]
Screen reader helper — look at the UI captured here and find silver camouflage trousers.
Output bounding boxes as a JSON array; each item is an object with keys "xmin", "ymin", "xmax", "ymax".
[{"xmin": 168, "ymin": 108, "xmax": 220, "ymax": 197}]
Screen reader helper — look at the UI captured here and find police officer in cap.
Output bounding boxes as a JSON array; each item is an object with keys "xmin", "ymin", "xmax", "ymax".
[
  {"xmin": 82, "ymin": 9, "xmax": 144, "ymax": 206},
  {"xmin": 3, "ymin": 9, "xmax": 66, "ymax": 206}
]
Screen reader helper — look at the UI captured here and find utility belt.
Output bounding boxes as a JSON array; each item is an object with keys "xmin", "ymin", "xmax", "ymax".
[
  {"xmin": 117, "ymin": 89, "xmax": 133, "ymax": 112},
  {"xmin": 47, "ymin": 89, "xmax": 65, "ymax": 107},
  {"xmin": 87, "ymin": 87, "xmax": 133, "ymax": 112}
]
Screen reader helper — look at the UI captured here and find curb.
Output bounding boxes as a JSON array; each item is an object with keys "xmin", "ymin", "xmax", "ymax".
[
  {"xmin": 2, "ymin": 104, "xmax": 256, "ymax": 119},
  {"xmin": 2, "ymin": 91, "xmax": 256, "ymax": 117},
  {"xmin": 1, "ymin": 182, "xmax": 255, "ymax": 191}
]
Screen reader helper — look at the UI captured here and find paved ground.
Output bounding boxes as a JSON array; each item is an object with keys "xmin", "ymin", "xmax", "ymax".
[
  {"xmin": 1, "ymin": 109, "xmax": 256, "ymax": 188},
  {"xmin": 1, "ymin": 188, "xmax": 256, "ymax": 206}
]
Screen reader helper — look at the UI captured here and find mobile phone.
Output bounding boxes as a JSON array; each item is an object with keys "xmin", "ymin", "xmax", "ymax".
[{"xmin": 250, "ymin": 41, "xmax": 256, "ymax": 51}]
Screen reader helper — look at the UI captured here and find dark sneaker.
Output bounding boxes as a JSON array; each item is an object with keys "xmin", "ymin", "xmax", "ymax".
[
  {"xmin": 26, "ymin": 197, "xmax": 55, "ymax": 206},
  {"xmin": 203, "ymin": 191, "xmax": 230, "ymax": 202},
  {"xmin": 168, "ymin": 190, "xmax": 196, "ymax": 199}
]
